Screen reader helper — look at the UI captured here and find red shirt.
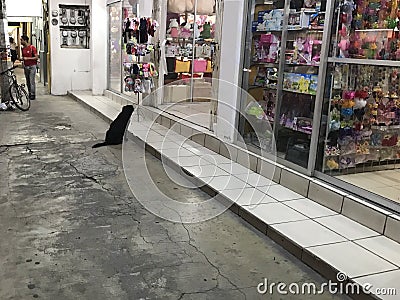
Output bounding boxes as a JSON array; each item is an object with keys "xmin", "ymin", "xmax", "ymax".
[{"xmin": 22, "ymin": 45, "xmax": 38, "ymax": 66}]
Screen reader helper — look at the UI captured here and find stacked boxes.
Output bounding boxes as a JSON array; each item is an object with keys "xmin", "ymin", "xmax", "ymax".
[
  {"xmin": 253, "ymin": 9, "xmax": 284, "ymax": 31},
  {"xmin": 252, "ymin": 8, "xmax": 319, "ymax": 31}
]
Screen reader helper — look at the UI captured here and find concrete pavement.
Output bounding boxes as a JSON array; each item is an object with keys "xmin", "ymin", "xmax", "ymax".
[{"xmin": 0, "ymin": 90, "xmax": 348, "ymax": 299}]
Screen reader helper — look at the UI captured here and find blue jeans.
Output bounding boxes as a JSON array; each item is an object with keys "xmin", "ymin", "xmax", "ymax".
[{"xmin": 24, "ymin": 65, "xmax": 36, "ymax": 97}]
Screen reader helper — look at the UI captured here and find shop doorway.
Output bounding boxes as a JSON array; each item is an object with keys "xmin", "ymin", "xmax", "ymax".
[{"xmin": 158, "ymin": 0, "xmax": 223, "ymax": 130}]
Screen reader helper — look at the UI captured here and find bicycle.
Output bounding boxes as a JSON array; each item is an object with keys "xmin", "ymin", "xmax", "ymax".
[{"xmin": 0, "ymin": 65, "xmax": 30, "ymax": 111}]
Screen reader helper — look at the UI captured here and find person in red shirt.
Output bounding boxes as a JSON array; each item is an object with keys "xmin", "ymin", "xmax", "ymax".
[{"xmin": 20, "ymin": 35, "xmax": 38, "ymax": 100}]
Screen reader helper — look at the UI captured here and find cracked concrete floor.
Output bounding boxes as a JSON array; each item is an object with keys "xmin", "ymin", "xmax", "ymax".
[{"xmin": 0, "ymin": 91, "xmax": 349, "ymax": 300}]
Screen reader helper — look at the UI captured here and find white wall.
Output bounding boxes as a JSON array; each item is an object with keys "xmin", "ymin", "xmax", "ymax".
[
  {"xmin": 91, "ymin": 0, "xmax": 107, "ymax": 95},
  {"xmin": 216, "ymin": 0, "xmax": 246, "ymax": 143},
  {"xmin": 49, "ymin": 0, "xmax": 108, "ymax": 95},
  {"xmin": 6, "ymin": 0, "xmax": 42, "ymax": 17},
  {"xmin": 49, "ymin": 0, "xmax": 92, "ymax": 95}
]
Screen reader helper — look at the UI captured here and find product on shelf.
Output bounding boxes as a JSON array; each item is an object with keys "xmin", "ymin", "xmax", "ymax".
[
  {"xmin": 283, "ymin": 72, "xmax": 318, "ymax": 95},
  {"xmin": 123, "ymin": 62, "xmax": 157, "ymax": 93},
  {"xmin": 324, "ymin": 64, "xmax": 400, "ymax": 170},
  {"xmin": 254, "ymin": 9, "xmax": 284, "ymax": 31},
  {"xmin": 167, "ymin": 18, "xmax": 180, "ymax": 38},
  {"xmin": 335, "ymin": 0, "xmax": 400, "ymax": 60},
  {"xmin": 253, "ymin": 34, "xmax": 280, "ymax": 63}
]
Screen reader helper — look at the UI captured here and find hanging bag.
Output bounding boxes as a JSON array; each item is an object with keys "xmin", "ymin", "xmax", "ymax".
[
  {"xmin": 205, "ymin": 60, "xmax": 213, "ymax": 73},
  {"xmin": 175, "ymin": 59, "xmax": 191, "ymax": 73},
  {"xmin": 193, "ymin": 59, "xmax": 207, "ymax": 73}
]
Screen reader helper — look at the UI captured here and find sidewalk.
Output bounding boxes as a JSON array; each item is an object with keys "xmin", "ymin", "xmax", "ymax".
[{"xmin": 70, "ymin": 90, "xmax": 400, "ymax": 300}]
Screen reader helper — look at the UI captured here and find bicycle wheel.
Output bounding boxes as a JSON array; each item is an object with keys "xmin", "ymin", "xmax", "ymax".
[{"xmin": 9, "ymin": 84, "xmax": 30, "ymax": 111}]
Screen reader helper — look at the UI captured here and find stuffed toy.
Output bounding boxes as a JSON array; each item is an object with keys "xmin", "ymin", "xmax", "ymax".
[
  {"xmin": 211, "ymin": 23, "xmax": 216, "ymax": 38},
  {"xmin": 167, "ymin": 18, "xmax": 180, "ymax": 38},
  {"xmin": 134, "ymin": 78, "xmax": 144, "ymax": 94},
  {"xmin": 180, "ymin": 22, "xmax": 192, "ymax": 38},
  {"xmin": 326, "ymin": 158, "xmax": 339, "ymax": 170},
  {"xmin": 339, "ymin": 156, "xmax": 355, "ymax": 168},
  {"xmin": 356, "ymin": 141, "xmax": 370, "ymax": 154},
  {"xmin": 325, "ymin": 145, "xmax": 340, "ymax": 156},
  {"xmin": 124, "ymin": 76, "xmax": 134, "ymax": 92},
  {"xmin": 382, "ymin": 134, "xmax": 398, "ymax": 146},
  {"xmin": 200, "ymin": 22, "xmax": 212, "ymax": 39},
  {"xmin": 142, "ymin": 63, "xmax": 150, "ymax": 78},
  {"xmin": 370, "ymin": 132, "xmax": 382, "ymax": 146},
  {"xmin": 354, "ymin": 97, "xmax": 367, "ymax": 109},
  {"xmin": 338, "ymin": 38, "xmax": 350, "ymax": 58}
]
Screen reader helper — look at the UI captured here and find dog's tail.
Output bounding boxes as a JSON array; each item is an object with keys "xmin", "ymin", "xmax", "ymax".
[{"xmin": 92, "ymin": 142, "xmax": 108, "ymax": 149}]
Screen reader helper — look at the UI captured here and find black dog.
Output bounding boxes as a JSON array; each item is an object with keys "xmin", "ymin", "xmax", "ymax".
[{"xmin": 92, "ymin": 105, "xmax": 134, "ymax": 148}]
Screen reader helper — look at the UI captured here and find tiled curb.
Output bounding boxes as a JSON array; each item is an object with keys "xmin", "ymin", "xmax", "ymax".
[
  {"xmin": 103, "ymin": 89, "xmax": 400, "ymax": 244},
  {"xmin": 70, "ymin": 90, "xmax": 400, "ymax": 300}
]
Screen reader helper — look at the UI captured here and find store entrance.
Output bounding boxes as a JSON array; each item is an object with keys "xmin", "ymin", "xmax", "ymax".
[{"xmin": 159, "ymin": 0, "xmax": 222, "ymax": 130}]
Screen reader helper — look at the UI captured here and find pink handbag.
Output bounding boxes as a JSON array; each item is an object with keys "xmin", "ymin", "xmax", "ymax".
[{"xmin": 193, "ymin": 59, "xmax": 207, "ymax": 73}]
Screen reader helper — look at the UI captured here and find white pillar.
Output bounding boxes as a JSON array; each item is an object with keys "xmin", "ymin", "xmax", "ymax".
[
  {"xmin": 216, "ymin": 0, "xmax": 246, "ymax": 143},
  {"xmin": 91, "ymin": 0, "xmax": 107, "ymax": 95}
]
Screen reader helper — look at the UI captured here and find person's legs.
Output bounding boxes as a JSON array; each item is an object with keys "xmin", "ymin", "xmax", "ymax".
[
  {"xmin": 29, "ymin": 66, "xmax": 36, "ymax": 98},
  {"xmin": 24, "ymin": 66, "xmax": 37, "ymax": 99},
  {"xmin": 11, "ymin": 50, "xmax": 17, "ymax": 63},
  {"xmin": 23, "ymin": 67, "xmax": 31, "ymax": 95}
]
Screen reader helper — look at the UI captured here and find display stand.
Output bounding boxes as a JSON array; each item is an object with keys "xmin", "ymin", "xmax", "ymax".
[{"xmin": 122, "ymin": 13, "xmax": 158, "ymax": 122}]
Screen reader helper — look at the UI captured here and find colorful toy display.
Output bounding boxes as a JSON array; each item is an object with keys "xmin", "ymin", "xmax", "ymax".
[
  {"xmin": 324, "ymin": 64, "xmax": 400, "ymax": 170},
  {"xmin": 337, "ymin": 0, "xmax": 400, "ymax": 60}
]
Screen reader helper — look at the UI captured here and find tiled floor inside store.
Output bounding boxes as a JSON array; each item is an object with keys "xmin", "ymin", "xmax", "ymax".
[
  {"xmin": 338, "ymin": 169, "xmax": 400, "ymax": 204},
  {"xmin": 158, "ymin": 102, "xmax": 212, "ymax": 129}
]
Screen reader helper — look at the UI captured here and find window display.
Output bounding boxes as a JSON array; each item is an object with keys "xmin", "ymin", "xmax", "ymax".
[
  {"xmin": 316, "ymin": 0, "xmax": 400, "ymax": 205},
  {"xmin": 321, "ymin": 64, "xmax": 400, "ymax": 171},
  {"xmin": 122, "ymin": 3, "xmax": 158, "ymax": 97},
  {"xmin": 241, "ymin": 0, "xmax": 327, "ymax": 167},
  {"xmin": 332, "ymin": 0, "xmax": 400, "ymax": 61},
  {"xmin": 163, "ymin": 0, "xmax": 219, "ymax": 103}
]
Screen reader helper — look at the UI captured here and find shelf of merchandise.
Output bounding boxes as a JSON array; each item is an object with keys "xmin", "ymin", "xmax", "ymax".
[
  {"xmin": 282, "ymin": 89, "xmax": 316, "ymax": 96},
  {"xmin": 328, "ymin": 57, "xmax": 400, "ymax": 67},
  {"xmin": 240, "ymin": 0, "xmax": 330, "ymax": 169},
  {"xmin": 250, "ymin": 62, "xmax": 279, "ymax": 67},
  {"xmin": 254, "ymin": 28, "xmax": 324, "ymax": 33},
  {"xmin": 321, "ymin": 0, "xmax": 400, "ymax": 173},
  {"xmin": 248, "ymin": 85, "xmax": 277, "ymax": 90},
  {"xmin": 281, "ymin": 124, "xmax": 313, "ymax": 135}
]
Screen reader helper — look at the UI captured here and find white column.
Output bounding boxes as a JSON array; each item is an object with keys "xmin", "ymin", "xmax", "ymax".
[
  {"xmin": 91, "ymin": 0, "xmax": 107, "ymax": 95},
  {"xmin": 216, "ymin": 0, "xmax": 246, "ymax": 143}
]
